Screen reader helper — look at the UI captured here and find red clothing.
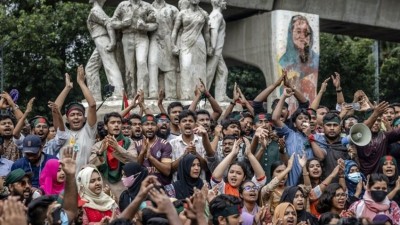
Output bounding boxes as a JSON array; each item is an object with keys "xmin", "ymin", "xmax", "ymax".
[{"xmin": 83, "ymin": 207, "xmax": 113, "ymax": 223}]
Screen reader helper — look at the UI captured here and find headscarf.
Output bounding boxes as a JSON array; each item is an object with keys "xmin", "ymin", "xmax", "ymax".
[
  {"xmin": 280, "ymin": 186, "xmax": 318, "ymax": 225},
  {"xmin": 273, "ymin": 203, "xmax": 297, "ymax": 225},
  {"xmin": 118, "ymin": 162, "xmax": 148, "ymax": 211},
  {"xmin": 39, "ymin": 159, "xmax": 65, "ymax": 195},
  {"xmin": 76, "ymin": 166, "xmax": 116, "ymax": 211},
  {"xmin": 344, "ymin": 160, "xmax": 366, "ymax": 198},
  {"xmin": 172, "ymin": 154, "xmax": 204, "ymax": 199},
  {"xmin": 378, "ymin": 156, "xmax": 399, "ymax": 189}
]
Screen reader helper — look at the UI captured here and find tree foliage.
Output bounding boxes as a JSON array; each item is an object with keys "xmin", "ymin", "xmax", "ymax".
[
  {"xmin": 0, "ymin": 0, "xmax": 92, "ymax": 116},
  {"xmin": 226, "ymin": 66, "xmax": 265, "ymax": 100}
]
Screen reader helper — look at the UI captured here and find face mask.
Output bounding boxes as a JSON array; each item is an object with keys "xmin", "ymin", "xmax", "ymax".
[
  {"xmin": 348, "ymin": 172, "xmax": 362, "ymax": 183},
  {"xmin": 122, "ymin": 175, "xmax": 136, "ymax": 188},
  {"xmin": 370, "ymin": 190, "xmax": 387, "ymax": 202}
]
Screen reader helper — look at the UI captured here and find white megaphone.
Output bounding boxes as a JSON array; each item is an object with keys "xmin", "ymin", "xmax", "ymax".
[{"xmin": 341, "ymin": 123, "xmax": 372, "ymax": 146}]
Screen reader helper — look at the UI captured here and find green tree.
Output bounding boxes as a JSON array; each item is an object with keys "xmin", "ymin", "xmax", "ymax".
[
  {"xmin": 317, "ymin": 34, "xmax": 375, "ymax": 108},
  {"xmin": 226, "ymin": 66, "xmax": 265, "ymax": 100},
  {"xmin": 0, "ymin": 0, "xmax": 93, "ymax": 116}
]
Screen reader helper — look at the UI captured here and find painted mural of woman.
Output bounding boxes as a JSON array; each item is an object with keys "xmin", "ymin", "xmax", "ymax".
[{"xmin": 279, "ymin": 15, "xmax": 319, "ymax": 110}]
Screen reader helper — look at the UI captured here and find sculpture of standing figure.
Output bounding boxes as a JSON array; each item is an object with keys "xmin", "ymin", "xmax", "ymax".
[
  {"xmin": 148, "ymin": 0, "xmax": 179, "ymax": 99},
  {"xmin": 86, "ymin": 0, "xmax": 124, "ymax": 101},
  {"xmin": 111, "ymin": 0, "xmax": 158, "ymax": 97},
  {"xmin": 171, "ymin": 0, "xmax": 211, "ymax": 100},
  {"xmin": 206, "ymin": 0, "xmax": 230, "ymax": 102}
]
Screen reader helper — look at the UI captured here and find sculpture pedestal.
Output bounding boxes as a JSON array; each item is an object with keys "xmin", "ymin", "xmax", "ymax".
[{"xmin": 81, "ymin": 98, "xmax": 235, "ymax": 120}]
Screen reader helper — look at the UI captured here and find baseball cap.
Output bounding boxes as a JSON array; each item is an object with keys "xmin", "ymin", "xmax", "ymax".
[
  {"xmin": 5, "ymin": 168, "xmax": 32, "ymax": 186},
  {"xmin": 23, "ymin": 135, "xmax": 42, "ymax": 154}
]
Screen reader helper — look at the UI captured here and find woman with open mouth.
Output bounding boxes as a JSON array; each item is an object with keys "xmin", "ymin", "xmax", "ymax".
[
  {"xmin": 212, "ymin": 139, "xmax": 266, "ymax": 198},
  {"xmin": 272, "ymin": 202, "xmax": 297, "ymax": 225},
  {"xmin": 76, "ymin": 166, "xmax": 120, "ymax": 224},
  {"xmin": 280, "ymin": 186, "xmax": 318, "ymax": 225},
  {"xmin": 305, "ymin": 158, "xmax": 345, "ymax": 217},
  {"xmin": 348, "ymin": 173, "xmax": 400, "ymax": 223},
  {"xmin": 378, "ymin": 156, "xmax": 400, "ymax": 205},
  {"xmin": 316, "ymin": 183, "xmax": 347, "ymax": 216}
]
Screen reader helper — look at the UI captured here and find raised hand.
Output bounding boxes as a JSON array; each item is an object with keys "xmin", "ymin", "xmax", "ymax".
[
  {"xmin": 287, "ymin": 153, "xmax": 295, "ymax": 169},
  {"xmin": 76, "ymin": 65, "xmax": 86, "ymax": 84},
  {"xmin": 331, "ymin": 72, "xmax": 341, "ymax": 89},
  {"xmin": 193, "ymin": 125, "xmax": 207, "ymax": 137},
  {"xmin": 158, "ymin": 88, "xmax": 165, "ymax": 103},
  {"xmin": 233, "ymin": 82, "xmax": 239, "ymax": 102},
  {"xmin": 372, "ymin": 101, "xmax": 389, "ymax": 116},
  {"xmin": 283, "ymin": 88, "xmax": 294, "ymax": 98},
  {"xmin": 213, "ymin": 124, "xmax": 222, "ymax": 138},
  {"xmin": 185, "ymin": 141, "xmax": 197, "ymax": 155},
  {"xmin": 65, "ymin": 73, "xmax": 73, "ymax": 89},
  {"xmin": 298, "ymin": 153, "xmax": 307, "ymax": 168},
  {"xmin": 147, "ymin": 188, "xmax": 175, "ymax": 214},
  {"xmin": 319, "ymin": 77, "xmax": 330, "ymax": 93},
  {"xmin": 232, "ymin": 139, "xmax": 242, "ymax": 155},
  {"xmin": 0, "ymin": 198, "xmax": 27, "ymax": 225},
  {"xmin": 60, "ymin": 146, "xmax": 77, "ymax": 175},
  {"xmin": 25, "ymin": 97, "xmax": 36, "ymax": 114},
  {"xmin": 137, "ymin": 175, "xmax": 160, "ymax": 200},
  {"xmin": 243, "ymin": 137, "xmax": 252, "ymax": 156}
]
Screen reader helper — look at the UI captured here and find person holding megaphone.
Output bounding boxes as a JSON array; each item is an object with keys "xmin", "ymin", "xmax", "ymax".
[{"xmin": 356, "ymin": 101, "xmax": 400, "ymax": 176}]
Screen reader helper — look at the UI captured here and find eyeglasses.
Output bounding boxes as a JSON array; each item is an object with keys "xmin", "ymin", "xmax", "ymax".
[
  {"xmin": 121, "ymin": 126, "xmax": 132, "ymax": 130},
  {"xmin": 334, "ymin": 193, "xmax": 347, "ymax": 198},
  {"xmin": 243, "ymin": 186, "xmax": 259, "ymax": 192}
]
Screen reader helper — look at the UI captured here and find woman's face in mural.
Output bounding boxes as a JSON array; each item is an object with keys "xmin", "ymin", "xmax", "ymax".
[{"xmin": 292, "ymin": 19, "xmax": 311, "ymax": 51}]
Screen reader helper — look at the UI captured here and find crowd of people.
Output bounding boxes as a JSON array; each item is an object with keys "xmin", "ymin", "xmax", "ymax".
[{"xmin": 0, "ymin": 66, "xmax": 399, "ymax": 225}]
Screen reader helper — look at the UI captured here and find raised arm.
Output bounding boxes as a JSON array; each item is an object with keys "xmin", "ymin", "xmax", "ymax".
[
  {"xmin": 237, "ymin": 86, "xmax": 254, "ymax": 116},
  {"xmin": 49, "ymin": 101, "xmax": 65, "ymax": 132},
  {"xmin": 157, "ymin": 89, "xmax": 167, "ymax": 115},
  {"xmin": 119, "ymin": 176, "xmax": 159, "ymax": 220},
  {"xmin": 363, "ymin": 101, "xmax": 389, "ymax": 129},
  {"xmin": 77, "ymin": 65, "xmax": 97, "ymax": 127},
  {"xmin": 55, "ymin": 73, "xmax": 73, "ymax": 111},
  {"xmin": 188, "ymin": 85, "xmax": 202, "ymax": 113},
  {"xmin": 272, "ymin": 88, "xmax": 293, "ymax": 128},
  {"xmin": 254, "ymin": 71, "xmax": 284, "ymax": 102},
  {"xmin": 283, "ymin": 72, "xmax": 307, "ymax": 106},
  {"xmin": 243, "ymin": 138, "xmax": 265, "ymax": 179},
  {"xmin": 332, "ymin": 72, "xmax": 345, "ymax": 105},
  {"xmin": 13, "ymin": 97, "xmax": 35, "ymax": 138},
  {"xmin": 194, "ymin": 125, "xmax": 214, "ymax": 157},
  {"xmin": 221, "ymin": 82, "xmax": 239, "ymax": 120},
  {"xmin": 212, "ymin": 139, "xmax": 240, "ymax": 181},
  {"xmin": 310, "ymin": 77, "xmax": 330, "ymax": 110},
  {"xmin": 1, "ymin": 91, "xmax": 23, "ymax": 120},
  {"xmin": 120, "ymin": 94, "xmax": 139, "ymax": 118},
  {"xmin": 60, "ymin": 146, "xmax": 78, "ymax": 222},
  {"xmin": 137, "ymin": 90, "xmax": 152, "ymax": 115}
]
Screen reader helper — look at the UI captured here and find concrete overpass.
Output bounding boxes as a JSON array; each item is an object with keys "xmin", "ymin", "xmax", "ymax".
[{"xmin": 73, "ymin": 0, "xmax": 400, "ymax": 101}]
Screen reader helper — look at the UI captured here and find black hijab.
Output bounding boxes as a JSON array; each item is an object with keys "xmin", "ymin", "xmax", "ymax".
[
  {"xmin": 172, "ymin": 154, "xmax": 204, "ymax": 199},
  {"xmin": 118, "ymin": 162, "xmax": 148, "ymax": 211},
  {"xmin": 280, "ymin": 186, "xmax": 318, "ymax": 225}
]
